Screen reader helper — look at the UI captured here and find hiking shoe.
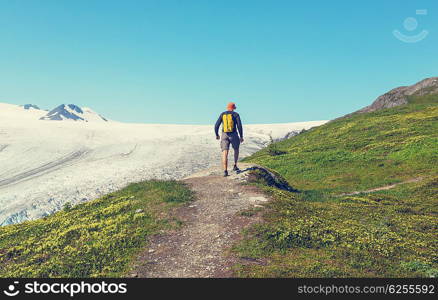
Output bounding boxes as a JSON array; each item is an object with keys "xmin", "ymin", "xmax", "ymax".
[
  {"xmin": 233, "ymin": 165, "xmax": 240, "ymax": 172},
  {"xmin": 224, "ymin": 170, "xmax": 229, "ymax": 177}
]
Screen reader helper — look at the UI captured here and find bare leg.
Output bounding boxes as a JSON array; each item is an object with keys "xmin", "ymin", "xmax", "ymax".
[
  {"xmin": 222, "ymin": 150, "xmax": 229, "ymax": 171},
  {"xmin": 233, "ymin": 148, "xmax": 239, "ymax": 166}
]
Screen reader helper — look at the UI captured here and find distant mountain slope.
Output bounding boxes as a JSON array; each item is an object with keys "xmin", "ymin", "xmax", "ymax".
[
  {"xmin": 40, "ymin": 104, "xmax": 108, "ymax": 122},
  {"xmin": 357, "ymin": 77, "xmax": 438, "ymax": 113},
  {"xmin": 0, "ymin": 102, "xmax": 47, "ymax": 120},
  {"xmin": 82, "ymin": 107, "xmax": 108, "ymax": 122}
]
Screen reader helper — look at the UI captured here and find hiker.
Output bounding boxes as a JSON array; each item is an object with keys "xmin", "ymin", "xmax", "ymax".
[{"xmin": 214, "ymin": 102, "xmax": 244, "ymax": 177}]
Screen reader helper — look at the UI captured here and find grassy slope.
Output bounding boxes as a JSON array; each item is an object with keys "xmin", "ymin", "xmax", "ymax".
[
  {"xmin": 0, "ymin": 180, "xmax": 193, "ymax": 277},
  {"xmin": 235, "ymin": 97, "xmax": 438, "ymax": 277}
]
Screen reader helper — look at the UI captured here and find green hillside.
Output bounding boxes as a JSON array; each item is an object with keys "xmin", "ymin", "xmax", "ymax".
[
  {"xmin": 235, "ymin": 97, "xmax": 438, "ymax": 277},
  {"xmin": 0, "ymin": 181, "xmax": 193, "ymax": 277}
]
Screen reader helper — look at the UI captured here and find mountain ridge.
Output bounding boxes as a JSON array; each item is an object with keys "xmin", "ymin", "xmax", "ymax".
[
  {"xmin": 40, "ymin": 104, "xmax": 108, "ymax": 122},
  {"xmin": 357, "ymin": 77, "xmax": 438, "ymax": 114}
]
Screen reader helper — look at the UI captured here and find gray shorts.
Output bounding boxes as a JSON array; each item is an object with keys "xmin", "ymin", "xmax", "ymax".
[{"xmin": 220, "ymin": 132, "xmax": 240, "ymax": 151}]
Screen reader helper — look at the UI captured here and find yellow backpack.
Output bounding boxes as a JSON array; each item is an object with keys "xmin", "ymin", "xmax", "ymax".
[{"xmin": 222, "ymin": 113, "xmax": 234, "ymax": 132}]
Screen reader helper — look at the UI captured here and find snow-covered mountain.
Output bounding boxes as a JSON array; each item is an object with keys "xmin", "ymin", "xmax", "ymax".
[
  {"xmin": 0, "ymin": 102, "xmax": 328, "ymax": 225},
  {"xmin": 21, "ymin": 104, "xmax": 41, "ymax": 110},
  {"xmin": 40, "ymin": 104, "xmax": 108, "ymax": 122},
  {"xmin": 81, "ymin": 107, "xmax": 108, "ymax": 122},
  {"xmin": 1, "ymin": 102, "xmax": 47, "ymax": 120}
]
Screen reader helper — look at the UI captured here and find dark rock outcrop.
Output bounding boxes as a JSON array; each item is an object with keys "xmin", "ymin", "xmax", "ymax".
[{"xmin": 22, "ymin": 104, "xmax": 40, "ymax": 110}]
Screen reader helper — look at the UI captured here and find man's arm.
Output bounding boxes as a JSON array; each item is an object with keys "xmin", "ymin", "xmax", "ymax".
[
  {"xmin": 235, "ymin": 113, "xmax": 243, "ymax": 139},
  {"xmin": 214, "ymin": 113, "xmax": 223, "ymax": 137}
]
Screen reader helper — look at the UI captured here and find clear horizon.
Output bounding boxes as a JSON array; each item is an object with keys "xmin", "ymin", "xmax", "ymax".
[{"xmin": 1, "ymin": 0, "xmax": 437, "ymax": 124}]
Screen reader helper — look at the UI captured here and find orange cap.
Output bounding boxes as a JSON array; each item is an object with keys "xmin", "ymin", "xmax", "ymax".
[{"xmin": 227, "ymin": 102, "xmax": 236, "ymax": 110}]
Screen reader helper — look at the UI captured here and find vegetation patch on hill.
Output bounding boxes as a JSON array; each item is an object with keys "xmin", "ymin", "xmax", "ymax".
[
  {"xmin": 0, "ymin": 180, "xmax": 193, "ymax": 277},
  {"xmin": 236, "ymin": 99, "xmax": 437, "ymax": 277}
]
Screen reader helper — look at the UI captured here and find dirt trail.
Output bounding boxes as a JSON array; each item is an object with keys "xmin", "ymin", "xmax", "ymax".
[
  {"xmin": 130, "ymin": 163, "xmax": 277, "ymax": 278},
  {"xmin": 339, "ymin": 177, "xmax": 423, "ymax": 196}
]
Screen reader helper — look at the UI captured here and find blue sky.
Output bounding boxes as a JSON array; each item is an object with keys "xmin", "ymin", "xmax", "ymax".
[{"xmin": 0, "ymin": 0, "xmax": 437, "ymax": 124}]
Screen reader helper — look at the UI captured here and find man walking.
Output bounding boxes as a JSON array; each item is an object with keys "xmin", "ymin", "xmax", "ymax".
[{"xmin": 214, "ymin": 102, "xmax": 244, "ymax": 177}]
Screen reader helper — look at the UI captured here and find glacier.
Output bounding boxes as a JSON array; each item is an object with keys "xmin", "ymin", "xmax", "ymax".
[{"xmin": 0, "ymin": 102, "xmax": 328, "ymax": 225}]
